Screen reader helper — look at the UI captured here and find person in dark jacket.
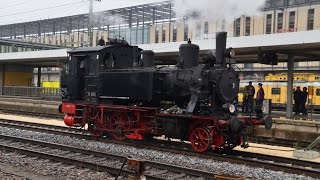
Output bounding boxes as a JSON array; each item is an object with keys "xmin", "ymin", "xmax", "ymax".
[
  {"xmin": 242, "ymin": 86, "xmax": 249, "ymax": 113},
  {"xmin": 248, "ymin": 81, "xmax": 255, "ymax": 113},
  {"xmin": 256, "ymin": 83, "xmax": 265, "ymax": 105},
  {"xmin": 301, "ymin": 87, "xmax": 308, "ymax": 115},
  {"xmin": 97, "ymin": 36, "xmax": 105, "ymax": 46},
  {"xmin": 294, "ymin": 86, "xmax": 302, "ymax": 115}
]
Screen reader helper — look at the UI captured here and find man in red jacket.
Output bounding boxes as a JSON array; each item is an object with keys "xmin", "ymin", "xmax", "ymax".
[{"xmin": 256, "ymin": 83, "xmax": 265, "ymax": 105}]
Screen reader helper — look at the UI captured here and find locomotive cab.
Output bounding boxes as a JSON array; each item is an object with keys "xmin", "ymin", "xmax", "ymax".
[{"xmin": 61, "ymin": 41, "xmax": 142, "ymax": 104}]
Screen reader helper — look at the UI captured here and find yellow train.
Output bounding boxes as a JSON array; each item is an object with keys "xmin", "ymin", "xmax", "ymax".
[
  {"xmin": 42, "ymin": 81, "xmax": 60, "ymax": 88},
  {"xmin": 239, "ymin": 73, "xmax": 320, "ymax": 109}
]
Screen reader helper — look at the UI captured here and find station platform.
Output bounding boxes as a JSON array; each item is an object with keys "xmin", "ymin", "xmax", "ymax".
[
  {"xmin": 0, "ymin": 96, "xmax": 60, "ymax": 116},
  {"xmin": 0, "ymin": 96, "xmax": 319, "ymax": 145}
]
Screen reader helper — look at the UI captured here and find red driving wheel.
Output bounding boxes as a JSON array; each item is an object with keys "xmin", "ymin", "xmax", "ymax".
[
  {"xmin": 109, "ymin": 113, "xmax": 131, "ymax": 140},
  {"xmin": 189, "ymin": 127, "xmax": 212, "ymax": 153}
]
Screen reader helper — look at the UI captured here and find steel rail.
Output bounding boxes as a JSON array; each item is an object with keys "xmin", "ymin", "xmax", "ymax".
[
  {"xmin": 0, "ymin": 134, "xmax": 220, "ymax": 179},
  {"xmin": 0, "ymin": 118, "xmax": 319, "ymax": 178}
]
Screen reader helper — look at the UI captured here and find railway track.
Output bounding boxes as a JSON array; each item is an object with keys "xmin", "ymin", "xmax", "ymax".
[
  {"xmin": 0, "ymin": 134, "xmax": 221, "ymax": 179},
  {"xmin": 0, "ymin": 118, "xmax": 319, "ymax": 178},
  {"xmin": 0, "ymin": 108, "xmax": 318, "ymax": 149}
]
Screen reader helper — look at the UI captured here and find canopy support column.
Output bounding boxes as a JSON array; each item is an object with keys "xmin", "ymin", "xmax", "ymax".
[{"xmin": 286, "ymin": 55, "xmax": 294, "ymax": 118}]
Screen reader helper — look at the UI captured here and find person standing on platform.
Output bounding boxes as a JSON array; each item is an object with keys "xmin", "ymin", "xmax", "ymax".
[
  {"xmin": 301, "ymin": 87, "xmax": 308, "ymax": 115},
  {"xmin": 248, "ymin": 81, "xmax": 255, "ymax": 113},
  {"xmin": 242, "ymin": 86, "xmax": 249, "ymax": 113},
  {"xmin": 97, "ymin": 36, "xmax": 105, "ymax": 46},
  {"xmin": 256, "ymin": 83, "xmax": 265, "ymax": 105},
  {"xmin": 294, "ymin": 86, "xmax": 302, "ymax": 115}
]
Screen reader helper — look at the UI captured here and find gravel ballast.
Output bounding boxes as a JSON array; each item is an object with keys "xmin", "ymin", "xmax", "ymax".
[{"xmin": 0, "ymin": 127, "xmax": 317, "ymax": 180}]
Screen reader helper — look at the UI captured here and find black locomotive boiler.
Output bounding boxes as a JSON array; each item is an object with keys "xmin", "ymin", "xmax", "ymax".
[{"xmin": 60, "ymin": 32, "xmax": 272, "ymax": 153}]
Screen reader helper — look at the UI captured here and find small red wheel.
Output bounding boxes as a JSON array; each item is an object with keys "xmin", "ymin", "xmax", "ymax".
[
  {"xmin": 189, "ymin": 127, "xmax": 212, "ymax": 153},
  {"xmin": 109, "ymin": 113, "xmax": 131, "ymax": 140}
]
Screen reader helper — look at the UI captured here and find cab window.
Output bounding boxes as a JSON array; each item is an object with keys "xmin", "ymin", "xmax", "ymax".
[{"xmin": 316, "ymin": 89, "xmax": 320, "ymax": 96}]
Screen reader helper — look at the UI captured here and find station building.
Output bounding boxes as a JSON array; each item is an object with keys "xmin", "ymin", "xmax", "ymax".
[{"xmin": 0, "ymin": 0, "xmax": 320, "ymax": 86}]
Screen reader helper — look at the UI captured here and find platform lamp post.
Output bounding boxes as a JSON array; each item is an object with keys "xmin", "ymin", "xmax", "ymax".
[
  {"xmin": 273, "ymin": 6, "xmax": 285, "ymax": 34},
  {"xmin": 88, "ymin": 0, "xmax": 101, "ymax": 47}
]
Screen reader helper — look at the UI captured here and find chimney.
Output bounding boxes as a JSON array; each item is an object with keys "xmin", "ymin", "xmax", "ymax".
[{"xmin": 215, "ymin": 32, "xmax": 227, "ymax": 66}]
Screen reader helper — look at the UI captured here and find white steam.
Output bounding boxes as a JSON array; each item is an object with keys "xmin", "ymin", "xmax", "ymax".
[{"xmin": 173, "ymin": 0, "xmax": 266, "ymax": 21}]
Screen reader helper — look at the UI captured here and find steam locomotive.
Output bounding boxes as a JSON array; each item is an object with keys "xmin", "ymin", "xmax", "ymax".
[{"xmin": 60, "ymin": 32, "xmax": 272, "ymax": 153}]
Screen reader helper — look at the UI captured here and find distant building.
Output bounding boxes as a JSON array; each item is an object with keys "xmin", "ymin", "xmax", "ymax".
[{"xmin": 0, "ymin": 0, "xmax": 319, "ymax": 85}]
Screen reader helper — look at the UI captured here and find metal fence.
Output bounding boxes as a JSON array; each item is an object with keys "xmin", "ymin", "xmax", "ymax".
[{"xmin": 1, "ymin": 86, "xmax": 61, "ymax": 100}]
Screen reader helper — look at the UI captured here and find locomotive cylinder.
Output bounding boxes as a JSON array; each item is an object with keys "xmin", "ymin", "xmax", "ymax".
[
  {"xmin": 179, "ymin": 41, "xmax": 199, "ymax": 68},
  {"xmin": 141, "ymin": 50, "xmax": 155, "ymax": 67},
  {"xmin": 216, "ymin": 32, "xmax": 227, "ymax": 66}
]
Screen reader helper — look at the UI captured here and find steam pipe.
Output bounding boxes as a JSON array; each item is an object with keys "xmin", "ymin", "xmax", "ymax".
[{"xmin": 215, "ymin": 32, "xmax": 227, "ymax": 66}]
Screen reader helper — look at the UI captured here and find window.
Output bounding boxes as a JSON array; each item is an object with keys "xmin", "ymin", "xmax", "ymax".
[
  {"xmin": 80, "ymin": 34, "xmax": 84, "ymax": 47},
  {"xmin": 266, "ymin": 14, "xmax": 272, "ymax": 34},
  {"xmin": 71, "ymin": 35, "xmax": 74, "ymax": 47},
  {"xmin": 221, "ymin": 19, "xmax": 226, "ymax": 31},
  {"xmin": 272, "ymin": 88, "xmax": 281, "ymax": 95},
  {"xmin": 300, "ymin": 0, "xmax": 311, "ymax": 3},
  {"xmin": 95, "ymin": 33, "xmax": 99, "ymax": 46},
  {"xmin": 155, "ymin": 27, "xmax": 159, "ymax": 43},
  {"xmin": 162, "ymin": 26, "xmax": 166, "ymax": 43},
  {"xmin": 316, "ymin": 89, "xmax": 320, "ymax": 96},
  {"xmin": 265, "ymin": 0, "xmax": 273, "ymax": 8},
  {"xmin": 244, "ymin": 63, "xmax": 253, "ymax": 69},
  {"xmin": 277, "ymin": 13, "xmax": 283, "ymax": 30},
  {"xmin": 204, "ymin": 21, "xmax": 209, "ymax": 37},
  {"xmin": 88, "ymin": 57, "xmax": 96, "ymax": 75},
  {"xmin": 234, "ymin": 18, "xmax": 241, "ymax": 37},
  {"xmin": 196, "ymin": 22, "xmax": 201, "ymax": 39},
  {"xmin": 289, "ymin": 11, "xmax": 295, "ymax": 29},
  {"xmin": 184, "ymin": 24, "xmax": 188, "ymax": 41},
  {"xmin": 173, "ymin": 24, "xmax": 177, "ymax": 42},
  {"xmin": 288, "ymin": 0, "xmax": 297, "ymax": 5},
  {"xmin": 276, "ymin": 0, "xmax": 284, "ymax": 6},
  {"xmin": 307, "ymin": 9, "xmax": 314, "ymax": 30},
  {"xmin": 245, "ymin": 17, "xmax": 251, "ymax": 36}
]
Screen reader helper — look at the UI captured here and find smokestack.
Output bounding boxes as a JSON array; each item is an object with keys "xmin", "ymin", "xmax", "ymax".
[{"xmin": 215, "ymin": 32, "xmax": 227, "ymax": 66}]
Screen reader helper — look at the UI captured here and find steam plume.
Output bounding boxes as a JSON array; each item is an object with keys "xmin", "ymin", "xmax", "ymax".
[{"xmin": 173, "ymin": 0, "xmax": 265, "ymax": 21}]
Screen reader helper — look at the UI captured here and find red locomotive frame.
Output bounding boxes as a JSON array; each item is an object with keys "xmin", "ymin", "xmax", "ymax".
[{"xmin": 61, "ymin": 102, "xmax": 268, "ymax": 153}]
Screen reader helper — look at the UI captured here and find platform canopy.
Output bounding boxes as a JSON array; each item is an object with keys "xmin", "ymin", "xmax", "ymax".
[
  {"xmin": 138, "ymin": 30, "xmax": 320, "ymax": 64},
  {"xmin": 0, "ymin": 30, "xmax": 320, "ymax": 66}
]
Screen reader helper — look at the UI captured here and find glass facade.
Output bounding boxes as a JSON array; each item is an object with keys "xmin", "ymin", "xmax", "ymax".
[{"xmin": 108, "ymin": 26, "xmax": 150, "ymax": 45}]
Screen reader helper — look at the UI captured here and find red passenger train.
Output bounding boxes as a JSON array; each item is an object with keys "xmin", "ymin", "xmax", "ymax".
[{"xmin": 60, "ymin": 32, "xmax": 272, "ymax": 153}]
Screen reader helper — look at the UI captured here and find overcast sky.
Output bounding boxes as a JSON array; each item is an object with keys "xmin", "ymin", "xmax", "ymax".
[{"xmin": 0, "ymin": 0, "xmax": 163, "ymax": 25}]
